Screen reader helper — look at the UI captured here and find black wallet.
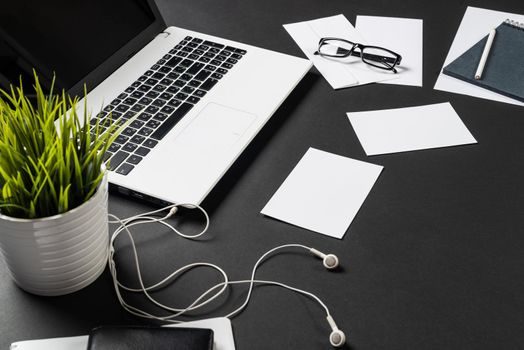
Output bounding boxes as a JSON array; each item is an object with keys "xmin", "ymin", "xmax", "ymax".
[{"xmin": 87, "ymin": 326, "xmax": 214, "ymax": 350}]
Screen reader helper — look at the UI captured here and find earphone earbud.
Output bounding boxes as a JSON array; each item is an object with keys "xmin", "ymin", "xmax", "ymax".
[
  {"xmin": 327, "ymin": 315, "xmax": 346, "ymax": 347},
  {"xmin": 310, "ymin": 248, "xmax": 340, "ymax": 269}
]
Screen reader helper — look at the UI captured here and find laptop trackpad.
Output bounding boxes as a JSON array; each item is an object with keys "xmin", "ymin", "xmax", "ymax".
[{"xmin": 173, "ymin": 102, "xmax": 257, "ymax": 154}]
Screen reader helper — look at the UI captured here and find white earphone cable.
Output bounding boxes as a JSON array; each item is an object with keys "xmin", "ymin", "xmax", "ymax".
[{"xmin": 108, "ymin": 204, "xmax": 334, "ymax": 324}]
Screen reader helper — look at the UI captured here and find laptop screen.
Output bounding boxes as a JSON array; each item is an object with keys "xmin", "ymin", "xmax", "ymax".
[{"xmin": 0, "ymin": 0, "xmax": 165, "ymax": 96}]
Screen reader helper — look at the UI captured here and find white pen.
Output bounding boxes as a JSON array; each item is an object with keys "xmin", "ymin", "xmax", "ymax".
[{"xmin": 475, "ymin": 28, "xmax": 496, "ymax": 80}]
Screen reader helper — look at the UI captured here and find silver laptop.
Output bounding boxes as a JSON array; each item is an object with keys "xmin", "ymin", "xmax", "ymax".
[{"xmin": 1, "ymin": 0, "xmax": 311, "ymax": 205}]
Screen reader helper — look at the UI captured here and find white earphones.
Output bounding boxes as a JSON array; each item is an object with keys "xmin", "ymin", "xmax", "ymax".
[
  {"xmin": 310, "ymin": 248, "xmax": 340, "ymax": 270},
  {"xmin": 108, "ymin": 203, "xmax": 347, "ymax": 347}
]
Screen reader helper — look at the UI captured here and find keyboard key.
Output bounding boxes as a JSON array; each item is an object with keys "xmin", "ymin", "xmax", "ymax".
[
  {"xmin": 191, "ymin": 38, "xmax": 203, "ymax": 44},
  {"xmin": 138, "ymin": 127, "xmax": 154, "ymax": 136},
  {"xmin": 152, "ymin": 72, "xmax": 165, "ymax": 79},
  {"xmin": 125, "ymin": 87, "xmax": 135, "ymax": 93},
  {"xmin": 211, "ymin": 73, "xmax": 223, "ymax": 80},
  {"xmin": 226, "ymin": 58, "xmax": 238, "ymax": 64},
  {"xmin": 177, "ymin": 51, "xmax": 188, "ymax": 58},
  {"xmin": 221, "ymin": 49, "xmax": 232, "ymax": 56},
  {"xmin": 198, "ymin": 45, "xmax": 210, "ymax": 50},
  {"xmin": 184, "ymin": 36, "xmax": 192, "ymax": 41},
  {"xmin": 180, "ymin": 73, "xmax": 193, "ymax": 81},
  {"xmin": 194, "ymin": 49, "xmax": 205, "ymax": 55},
  {"xmin": 115, "ymin": 104, "xmax": 130, "ymax": 112},
  {"xmin": 137, "ymin": 76, "xmax": 147, "ymax": 82},
  {"xmin": 215, "ymin": 55, "xmax": 227, "ymax": 61},
  {"xmin": 130, "ymin": 120, "xmax": 144, "ymax": 129},
  {"xmin": 139, "ymin": 97, "xmax": 153, "ymax": 105},
  {"xmin": 123, "ymin": 143, "xmax": 138, "ymax": 152},
  {"xmin": 130, "ymin": 104, "xmax": 143, "ymax": 112},
  {"xmin": 175, "ymin": 93, "xmax": 188, "ymax": 101},
  {"xmin": 122, "ymin": 127, "xmax": 137, "ymax": 137},
  {"xmin": 153, "ymin": 112, "xmax": 169, "ymax": 121},
  {"xmin": 151, "ymin": 103, "xmax": 194, "ymax": 140},
  {"xmin": 195, "ymin": 70, "xmax": 211, "ymax": 81},
  {"xmin": 159, "ymin": 67, "xmax": 171, "ymax": 73},
  {"xmin": 138, "ymin": 85, "xmax": 152, "ymax": 92},
  {"xmin": 194, "ymin": 89, "xmax": 207, "ymax": 98},
  {"xmin": 200, "ymin": 78, "xmax": 219, "ymax": 91},
  {"xmin": 145, "ymin": 105, "xmax": 159, "ymax": 114},
  {"xmin": 114, "ymin": 135, "xmax": 129, "ymax": 144},
  {"xmin": 161, "ymin": 105, "xmax": 177, "ymax": 114},
  {"xmin": 225, "ymin": 46, "xmax": 236, "ymax": 52},
  {"xmin": 167, "ymin": 72, "xmax": 180, "ymax": 80},
  {"xmin": 204, "ymin": 52, "xmax": 215, "ymax": 58},
  {"xmin": 188, "ymin": 54, "xmax": 199, "ymax": 60},
  {"xmin": 107, "ymin": 151, "xmax": 130, "ymax": 171},
  {"xmin": 187, "ymin": 42, "xmax": 198, "ymax": 48},
  {"xmin": 167, "ymin": 86, "xmax": 180, "ymax": 94},
  {"xmin": 174, "ymin": 66, "xmax": 186, "ymax": 73},
  {"xmin": 103, "ymin": 151, "xmax": 113, "ymax": 162},
  {"xmin": 187, "ymin": 96, "xmax": 200, "ymax": 104},
  {"xmin": 166, "ymin": 56, "xmax": 182, "ymax": 67},
  {"xmin": 146, "ymin": 91, "xmax": 160, "ymax": 98},
  {"xmin": 182, "ymin": 46, "xmax": 193, "ymax": 53},
  {"xmin": 180, "ymin": 59, "xmax": 193, "ymax": 67},
  {"xmin": 152, "ymin": 99, "xmax": 166, "ymax": 107},
  {"xmin": 217, "ymin": 68, "xmax": 228, "ymax": 74},
  {"xmin": 209, "ymin": 47, "xmax": 220, "ymax": 54},
  {"xmin": 118, "ymin": 93, "xmax": 128, "ymax": 100},
  {"xmin": 110, "ymin": 99, "xmax": 121, "ymax": 106},
  {"xmin": 182, "ymin": 86, "xmax": 195, "ymax": 94},
  {"xmin": 146, "ymin": 120, "xmax": 161, "ymax": 129},
  {"xmin": 160, "ymin": 92, "xmax": 173, "ymax": 100},
  {"xmin": 187, "ymin": 62, "xmax": 205, "ymax": 75},
  {"xmin": 188, "ymin": 80, "xmax": 201, "ymax": 88},
  {"xmin": 231, "ymin": 53, "xmax": 243, "ymax": 60},
  {"xmin": 199, "ymin": 57, "xmax": 211, "ymax": 63},
  {"xmin": 131, "ymin": 91, "xmax": 145, "ymax": 98},
  {"xmin": 127, "ymin": 155, "xmax": 143, "ymax": 165},
  {"xmin": 153, "ymin": 84, "xmax": 167, "ymax": 92},
  {"xmin": 235, "ymin": 48, "xmax": 247, "ymax": 55},
  {"xmin": 135, "ymin": 147, "xmax": 151, "ymax": 156},
  {"xmin": 137, "ymin": 112, "xmax": 153, "ymax": 122},
  {"xmin": 167, "ymin": 99, "xmax": 182, "ymax": 108},
  {"xmin": 145, "ymin": 70, "xmax": 154, "ymax": 76},
  {"xmin": 116, "ymin": 163, "xmax": 134, "ymax": 175},
  {"xmin": 174, "ymin": 80, "xmax": 186, "ymax": 87},
  {"xmin": 205, "ymin": 65, "xmax": 217, "ymax": 71},
  {"xmin": 151, "ymin": 64, "xmax": 161, "ymax": 70},
  {"xmin": 160, "ymin": 78, "xmax": 173, "ymax": 85},
  {"xmin": 143, "ymin": 139, "xmax": 158, "ymax": 148},
  {"xmin": 108, "ymin": 143, "xmax": 121, "ymax": 153},
  {"xmin": 222, "ymin": 63, "xmax": 234, "ymax": 69},
  {"xmin": 131, "ymin": 135, "xmax": 146, "ymax": 144}
]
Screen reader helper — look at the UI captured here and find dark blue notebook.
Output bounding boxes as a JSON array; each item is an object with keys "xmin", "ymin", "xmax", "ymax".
[{"xmin": 443, "ymin": 19, "xmax": 524, "ymax": 102}]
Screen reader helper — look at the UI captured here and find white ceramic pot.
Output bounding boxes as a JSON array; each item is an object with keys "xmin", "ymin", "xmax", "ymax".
[{"xmin": 0, "ymin": 173, "xmax": 109, "ymax": 296}]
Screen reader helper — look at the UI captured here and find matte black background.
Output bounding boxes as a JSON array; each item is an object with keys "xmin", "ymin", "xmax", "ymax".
[{"xmin": 2, "ymin": 0, "xmax": 524, "ymax": 349}]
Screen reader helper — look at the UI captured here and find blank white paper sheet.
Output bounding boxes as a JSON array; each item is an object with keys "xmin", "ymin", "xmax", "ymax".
[
  {"xmin": 355, "ymin": 16, "xmax": 423, "ymax": 87},
  {"xmin": 347, "ymin": 102, "xmax": 477, "ymax": 156},
  {"xmin": 261, "ymin": 148, "xmax": 383, "ymax": 239}
]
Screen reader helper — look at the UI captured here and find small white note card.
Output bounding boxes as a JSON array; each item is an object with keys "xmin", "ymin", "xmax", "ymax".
[
  {"xmin": 347, "ymin": 102, "xmax": 477, "ymax": 156},
  {"xmin": 261, "ymin": 148, "xmax": 383, "ymax": 239},
  {"xmin": 355, "ymin": 16, "xmax": 423, "ymax": 87}
]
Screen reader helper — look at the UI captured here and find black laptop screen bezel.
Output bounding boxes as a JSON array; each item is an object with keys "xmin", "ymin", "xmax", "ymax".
[
  {"xmin": 66, "ymin": 0, "xmax": 166, "ymax": 97},
  {"xmin": 0, "ymin": 0, "xmax": 167, "ymax": 98}
]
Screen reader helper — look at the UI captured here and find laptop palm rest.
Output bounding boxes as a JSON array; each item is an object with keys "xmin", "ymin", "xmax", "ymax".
[
  {"xmin": 174, "ymin": 102, "xmax": 257, "ymax": 152},
  {"xmin": 150, "ymin": 103, "xmax": 257, "ymax": 202}
]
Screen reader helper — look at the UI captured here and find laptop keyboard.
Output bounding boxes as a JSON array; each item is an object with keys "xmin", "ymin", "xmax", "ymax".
[{"xmin": 92, "ymin": 36, "xmax": 247, "ymax": 176}]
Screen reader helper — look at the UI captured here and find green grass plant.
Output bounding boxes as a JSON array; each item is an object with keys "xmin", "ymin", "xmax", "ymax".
[{"xmin": 0, "ymin": 74, "xmax": 120, "ymax": 219}]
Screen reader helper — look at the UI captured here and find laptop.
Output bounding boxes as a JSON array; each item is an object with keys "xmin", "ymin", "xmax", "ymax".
[{"xmin": 0, "ymin": 0, "xmax": 311, "ymax": 206}]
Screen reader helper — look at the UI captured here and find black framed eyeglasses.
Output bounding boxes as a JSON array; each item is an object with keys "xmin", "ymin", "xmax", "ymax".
[{"xmin": 314, "ymin": 37, "xmax": 402, "ymax": 73}]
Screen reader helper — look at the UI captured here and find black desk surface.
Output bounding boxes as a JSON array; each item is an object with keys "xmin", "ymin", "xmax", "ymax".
[{"xmin": 2, "ymin": 0, "xmax": 524, "ymax": 349}]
